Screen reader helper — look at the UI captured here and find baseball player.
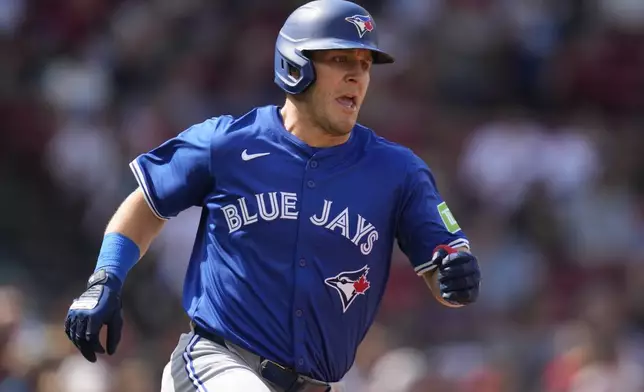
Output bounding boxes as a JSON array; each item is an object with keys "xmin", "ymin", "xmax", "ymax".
[{"xmin": 64, "ymin": 1, "xmax": 481, "ymax": 391}]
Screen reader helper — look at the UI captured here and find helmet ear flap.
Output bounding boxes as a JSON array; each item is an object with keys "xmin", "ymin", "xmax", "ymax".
[{"xmin": 274, "ymin": 47, "xmax": 316, "ymax": 95}]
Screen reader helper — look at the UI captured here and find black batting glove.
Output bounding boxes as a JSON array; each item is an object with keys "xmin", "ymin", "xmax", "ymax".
[
  {"xmin": 64, "ymin": 269, "xmax": 124, "ymax": 362},
  {"xmin": 431, "ymin": 246, "xmax": 481, "ymax": 306}
]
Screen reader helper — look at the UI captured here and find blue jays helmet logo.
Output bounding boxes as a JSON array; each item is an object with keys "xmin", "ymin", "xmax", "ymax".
[
  {"xmin": 324, "ymin": 265, "xmax": 371, "ymax": 313},
  {"xmin": 345, "ymin": 15, "xmax": 374, "ymax": 38}
]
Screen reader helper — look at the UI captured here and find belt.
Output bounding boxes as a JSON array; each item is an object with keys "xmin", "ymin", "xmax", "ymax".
[{"xmin": 192, "ymin": 323, "xmax": 331, "ymax": 392}]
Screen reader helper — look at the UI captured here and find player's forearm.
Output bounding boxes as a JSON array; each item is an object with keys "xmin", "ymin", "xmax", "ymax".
[{"xmin": 105, "ymin": 187, "xmax": 166, "ymax": 257}]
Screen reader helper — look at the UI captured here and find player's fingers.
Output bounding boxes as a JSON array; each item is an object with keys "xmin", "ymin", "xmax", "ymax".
[
  {"xmin": 439, "ymin": 276, "xmax": 479, "ymax": 292},
  {"xmin": 86, "ymin": 317, "xmax": 106, "ymax": 355},
  {"xmin": 89, "ymin": 336, "xmax": 106, "ymax": 357},
  {"xmin": 64, "ymin": 315, "xmax": 73, "ymax": 341},
  {"xmin": 78, "ymin": 341, "xmax": 97, "ymax": 362},
  {"xmin": 74, "ymin": 317, "xmax": 98, "ymax": 363},
  {"xmin": 438, "ymin": 264, "xmax": 479, "ymax": 281},
  {"xmin": 68, "ymin": 316, "xmax": 82, "ymax": 350},
  {"xmin": 443, "ymin": 287, "xmax": 478, "ymax": 304},
  {"xmin": 74, "ymin": 316, "xmax": 88, "ymax": 343},
  {"xmin": 106, "ymin": 310, "xmax": 123, "ymax": 356}
]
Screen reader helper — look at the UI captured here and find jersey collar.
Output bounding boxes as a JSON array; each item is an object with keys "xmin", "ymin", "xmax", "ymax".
[{"xmin": 269, "ymin": 105, "xmax": 360, "ymax": 164}]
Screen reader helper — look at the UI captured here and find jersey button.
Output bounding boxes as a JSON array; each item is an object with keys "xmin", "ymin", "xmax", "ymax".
[
  {"xmin": 295, "ymin": 309, "xmax": 303, "ymax": 317},
  {"xmin": 299, "ymin": 258, "xmax": 306, "ymax": 267},
  {"xmin": 307, "ymin": 180, "xmax": 315, "ymax": 188},
  {"xmin": 310, "ymin": 160, "xmax": 318, "ymax": 169},
  {"xmin": 297, "ymin": 358, "xmax": 304, "ymax": 366}
]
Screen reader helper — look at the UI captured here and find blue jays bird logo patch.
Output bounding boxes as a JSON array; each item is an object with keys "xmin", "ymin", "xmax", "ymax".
[
  {"xmin": 325, "ymin": 265, "xmax": 371, "ymax": 313},
  {"xmin": 345, "ymin": 15, "xmax": 374, "ymax": 38}
]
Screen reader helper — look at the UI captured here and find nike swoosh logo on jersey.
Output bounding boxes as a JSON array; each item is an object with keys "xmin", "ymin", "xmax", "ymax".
[{"xmin": 241, "ymin": 149, "xmax": 271, "ymax": 161}]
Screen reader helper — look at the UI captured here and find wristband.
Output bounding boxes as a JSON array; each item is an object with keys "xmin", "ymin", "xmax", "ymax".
[{"xmin": 94, "ymin": 232, "xmax": 141, "ymax": 285}]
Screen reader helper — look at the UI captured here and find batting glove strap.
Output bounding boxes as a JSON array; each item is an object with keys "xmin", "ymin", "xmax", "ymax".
[
  {"xmin": 88, "ymin": 269, "xmax": 122, "ymax": 291},
  {"xmin": 68, "ymin": 270, "xmax": 120, "ymax": 312}
]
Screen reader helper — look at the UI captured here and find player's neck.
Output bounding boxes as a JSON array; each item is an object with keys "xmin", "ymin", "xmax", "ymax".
[{"xmin": 280, "ymin": 100, "xmax": 350, "ymax": 148}]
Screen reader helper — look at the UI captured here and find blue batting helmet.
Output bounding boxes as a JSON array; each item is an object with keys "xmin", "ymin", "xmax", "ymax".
[{"xmin": 274, "ymin": 0, "xmax": 395, "ymax": 95}]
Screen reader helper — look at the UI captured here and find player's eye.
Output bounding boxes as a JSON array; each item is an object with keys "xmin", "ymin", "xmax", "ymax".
[{"xmin": 333, "ymin": 56, "xmax": 348, "ymax": 63}]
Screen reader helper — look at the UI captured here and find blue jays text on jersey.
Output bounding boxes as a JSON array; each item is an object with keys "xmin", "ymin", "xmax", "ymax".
[
  {"xmin": 129, "ymin": 105, "xmax": 469, "ymax": 382},
  {"xmin": 221, "ymin": 193, "xmax": 379, "ymax": 255}
]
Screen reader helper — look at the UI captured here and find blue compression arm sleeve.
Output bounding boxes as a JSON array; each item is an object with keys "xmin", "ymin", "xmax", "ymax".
[{"xmin": 94, "ymin": 232, "xmax": 141, "ymax": 284}]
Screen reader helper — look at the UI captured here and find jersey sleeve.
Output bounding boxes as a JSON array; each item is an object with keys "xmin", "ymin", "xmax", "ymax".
[
  {"xmin": 396, "ymin": 154, "xmax": 470, "ymax": 276},
  {"xmin": 129, "ymin": 117, "xmax": 225, "ymax": 220}
]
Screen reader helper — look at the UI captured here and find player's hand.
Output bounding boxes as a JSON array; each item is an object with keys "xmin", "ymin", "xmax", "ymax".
[
  {"xmin": 432, "ymin": 246, "xmax": 480, "ymax": 306},
  {"xmin": 64, "ymin": 269, "xmax": 124, "ymax": 362}
]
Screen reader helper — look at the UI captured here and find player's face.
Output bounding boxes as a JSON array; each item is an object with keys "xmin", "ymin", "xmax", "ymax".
[{"xmin": 307, "ymin": 49, "xmax": 372, "ymax": 136}]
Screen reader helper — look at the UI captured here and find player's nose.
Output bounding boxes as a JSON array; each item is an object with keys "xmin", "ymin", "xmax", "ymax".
[
  {"xmin": 345, "ymin": 64, "xmax": 369, "ymax": 84},
  {"xmin": 346, "ymin": 72, "xmax": 366, "ymax": 85}
]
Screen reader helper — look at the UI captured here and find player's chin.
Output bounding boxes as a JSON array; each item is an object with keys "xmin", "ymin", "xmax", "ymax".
[
  {"xmin": 332, "ymin": 116, "xmax": 357, "ymax": 135},
  {"xmin": 324, "ymin": 120, "xmax": 352, "ymax": 136}
]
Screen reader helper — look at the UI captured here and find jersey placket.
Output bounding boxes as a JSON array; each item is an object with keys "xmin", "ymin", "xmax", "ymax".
[{"xmin": 290, "ymin": 154, "xmax": 322, "ymax": 375}]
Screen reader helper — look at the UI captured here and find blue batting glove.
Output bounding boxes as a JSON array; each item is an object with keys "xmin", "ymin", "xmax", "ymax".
[
  {"xmin": 432, "ymin": 247, "xmax": 481, "ymax": 306},
  {"xmin": 64, "ymin": 269, "xmax": 124, "ymax": 362}
]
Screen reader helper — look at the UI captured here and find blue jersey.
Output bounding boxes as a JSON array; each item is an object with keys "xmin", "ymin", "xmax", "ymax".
[{"xmin": 129, "ymin": 105, "xmax": 469, "ymax": 382}]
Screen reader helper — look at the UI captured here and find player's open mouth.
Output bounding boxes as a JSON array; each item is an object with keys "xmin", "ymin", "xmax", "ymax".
[{"xmin": 336, "ymin": 95, "xmax": 357, "ymax": 111}]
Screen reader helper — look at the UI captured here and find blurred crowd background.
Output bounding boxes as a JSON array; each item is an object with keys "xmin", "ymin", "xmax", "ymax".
[{"xmin": 2, "ymin": 0, "xmax": 644, "ymax": 391}]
